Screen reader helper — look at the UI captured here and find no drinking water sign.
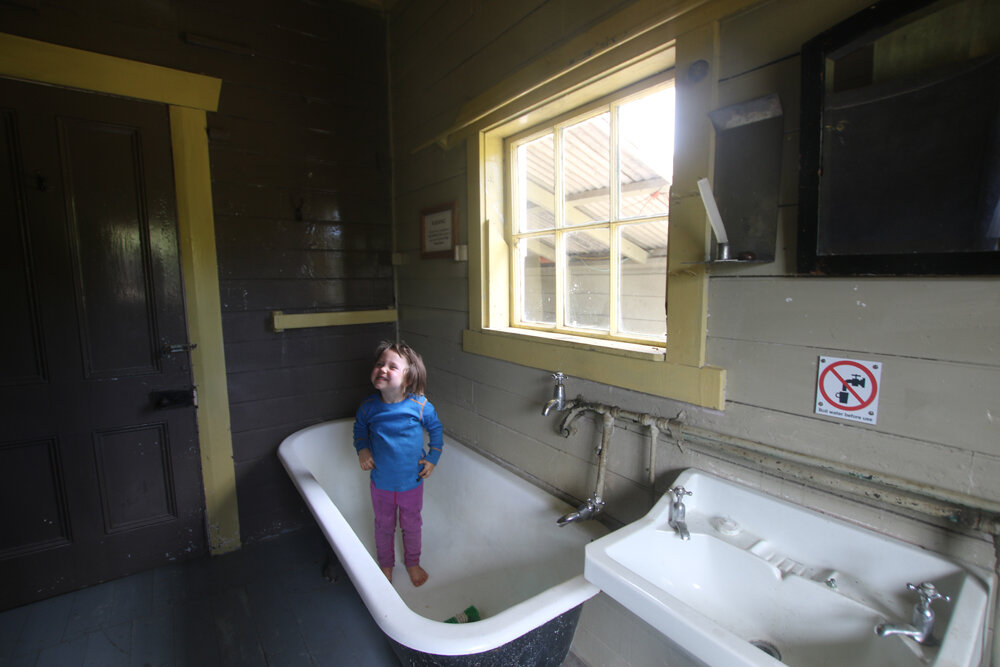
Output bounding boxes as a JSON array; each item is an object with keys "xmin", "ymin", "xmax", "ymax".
[{"xmin": 814, "ymin": 356, "xmax": 882, "ymax": 424}]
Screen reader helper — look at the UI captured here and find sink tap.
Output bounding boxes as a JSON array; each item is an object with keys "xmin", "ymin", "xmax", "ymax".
[
  {"xmin": 669, "ymin": 486, "xmax": 692, "ymax": 540},
  {"xmin": 874, "ymin": 582, "xmax": 951, "ymax": 646},
  {"xmin": 542, "ymin": 372, "xmax": 567, "ymax": 416},
  {"xmin": 557, "ymin": 496, "xmax": 605, "ymax": 526}
]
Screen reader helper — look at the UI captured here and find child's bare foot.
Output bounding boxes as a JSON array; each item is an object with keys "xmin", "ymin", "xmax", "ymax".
[
  {"xmin": 406, "ymin": 565, "xmax": 428, "ymax": 587},
  {"xmin": 381, "ymin": 566, "xmax": 393, "ymax": 582}
]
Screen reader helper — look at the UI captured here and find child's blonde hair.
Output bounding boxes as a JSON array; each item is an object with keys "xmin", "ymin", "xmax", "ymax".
[{"xmin": 374, "ymin": 340, "xmax": 427, "ymax": 396}]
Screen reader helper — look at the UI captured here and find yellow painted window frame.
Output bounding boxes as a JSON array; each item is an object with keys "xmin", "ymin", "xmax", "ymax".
[
  {"xmin": 458, "ymin": 18, "xmax": 726, "ymax": 410},
  {"xmin": 506, "ymin": 75, "xmax": 675, "ymax": 346}
]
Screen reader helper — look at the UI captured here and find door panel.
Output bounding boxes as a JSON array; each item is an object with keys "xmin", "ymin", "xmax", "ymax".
[
  {"xmin": 61, "ymin": 116, "xmax": 159, "ymax": 378},
  {"xmin": 0, "ymin": 108, "xmax": 46, "ymax": 386},
  {"xmin": 0, "ymin": 77, "xmax": 207, "ymax": 610},
  {"xmin": 93, "ymin": 424, "xmax": 175, "ymax": 533},
  {"xmin": 0, "ymin": 438, "xmax": 70, "ymax": 559}
]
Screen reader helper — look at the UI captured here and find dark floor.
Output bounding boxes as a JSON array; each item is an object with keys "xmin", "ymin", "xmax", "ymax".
[{"xmin": 0, "ymin": 526, "xmax": 400, "ymax": 666}]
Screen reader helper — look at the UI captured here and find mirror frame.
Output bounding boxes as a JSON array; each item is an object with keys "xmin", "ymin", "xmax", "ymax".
[{"xmin": 796, "ymin": 0, "xmax": 1000, "ymax": 275}]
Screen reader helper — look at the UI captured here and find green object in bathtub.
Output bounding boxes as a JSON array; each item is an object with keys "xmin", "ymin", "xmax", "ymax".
[{"xmin": 444, "ymin": 605, "xmax": 481, "ymax": 623}]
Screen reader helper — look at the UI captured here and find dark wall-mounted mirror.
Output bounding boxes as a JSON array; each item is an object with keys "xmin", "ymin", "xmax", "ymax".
[{"xmin": 797, "ymin": 0, "xmax": 1000, "ymax": 275}]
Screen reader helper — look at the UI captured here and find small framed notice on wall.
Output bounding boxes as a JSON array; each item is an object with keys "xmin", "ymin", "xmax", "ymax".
[{"xmin": 420, "ymin": 202, "xmax": 457, "ymax": 259}]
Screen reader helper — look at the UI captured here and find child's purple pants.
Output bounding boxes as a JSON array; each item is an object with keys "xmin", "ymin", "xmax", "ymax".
[{"xmin": 370, "ymin": 480, "xmax": 423, "ymax": 568}]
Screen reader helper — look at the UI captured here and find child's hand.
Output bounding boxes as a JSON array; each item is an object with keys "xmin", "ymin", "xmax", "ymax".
[
  {"xmin": 418, "ymin": 459, "xmax": 435, "ymax": 479},
  {"xmin": 358, "ymin": 448, "xmax": 375, "ymax": 471}
]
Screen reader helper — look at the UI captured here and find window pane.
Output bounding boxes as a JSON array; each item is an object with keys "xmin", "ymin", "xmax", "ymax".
[
  {"xmin": 565, "ymin": 228, "xmax": 609, "ymax": 331},
  {"xmin": 518, "ymin": 235, "xmax": 555, "ymax": 325},
  {"xmin": 563, "ymin": 113, "xmax": 610, "ymax": 226},
  {"xmin": 619, "ymin": 87, "xmax": 674, "ymax": 219},
  {"xmin": 517, "ymin": 133, "xmax": 555, "ymax": 232},
  {"xmin": 619, "ymin": 220, "xmax": 668, "ymax": 339}
]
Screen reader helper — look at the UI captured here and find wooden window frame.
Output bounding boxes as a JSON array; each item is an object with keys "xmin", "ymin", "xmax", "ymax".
[
  {"xmin": 506, "ymin": 80, "xmax": 674, "ymax": 346},
  {"xmin": 456, "ymin": 24, "xmax": 726, "ymax": 410}
]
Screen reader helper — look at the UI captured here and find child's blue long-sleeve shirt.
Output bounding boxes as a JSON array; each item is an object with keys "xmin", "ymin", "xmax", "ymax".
[{"xmin": 353, "ymin": 393, "xmax": 443, "ymax": 492}]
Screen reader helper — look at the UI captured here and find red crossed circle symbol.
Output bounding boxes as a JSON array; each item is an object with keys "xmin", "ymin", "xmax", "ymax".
[{"xmin": 818, "ymin": 360, "xmax": 877, "ymax": 411}]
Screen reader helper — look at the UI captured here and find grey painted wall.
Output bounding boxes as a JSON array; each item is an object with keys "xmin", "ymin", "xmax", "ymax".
[{"xmin": 387, "ymin": 0, "xmax": 999, "ymax": 664}]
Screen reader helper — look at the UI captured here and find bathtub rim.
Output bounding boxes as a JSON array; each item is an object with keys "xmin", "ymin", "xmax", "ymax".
[{"xmin": 278, "ymin": 419, "xmax": 601, "ymax": 656}]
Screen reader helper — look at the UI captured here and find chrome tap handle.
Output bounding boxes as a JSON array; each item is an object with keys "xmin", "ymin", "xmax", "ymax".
[
  {"xmin": 875, "ymin": 582, "xmax": 951, "ymax": 644},
  {"xmin": 907, "ymin": 582, "xmax": 951, "ymax": 611},
  {"xmin": 668, "ymin": 486, "xmax": 692, "ymax": 540},
  {"xmin": 542, "ymin": 372, "xmax": 567, "ymax": 416},
  {"xmin": 550, "ymin": 372, "xmax": 566, "ymax": 404},
  {"xmin": 669, "ymin": 487, "xmax": 691, "ymax": 516}
]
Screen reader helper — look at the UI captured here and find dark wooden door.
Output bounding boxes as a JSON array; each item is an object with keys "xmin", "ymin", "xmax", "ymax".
[{"xmin": 0, "ymin": 78, "xmax": 207, "ymax": 610}]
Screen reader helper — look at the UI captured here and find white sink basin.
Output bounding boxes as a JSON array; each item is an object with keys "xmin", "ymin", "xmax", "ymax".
[{"xmin": 584, "ymin": 469, "xmax": 990, "ymax": 666}]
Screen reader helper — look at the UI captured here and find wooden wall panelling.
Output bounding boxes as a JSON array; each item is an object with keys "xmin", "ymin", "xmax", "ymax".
[
  {"xmin": 218, "ymin": 278, "xmax": 393, "ymax": 311},
  {"xmin": 392, "ymin": 144, "xmax": 467, "ymax": 205},
  {"xmin": 0, "ymin": 4, "xmax": 182, "ymax": 69},
  {"xmin": 228, "ymin": 319, "xmax": 395, "ymax": 539},
  {"xmin": 708, "ymin": 277, "xmax": 1000, "ymax": 361},
  {"xmin": 214, "ymin": 218, "xmax": 390, "ymax": 254},
  {"xmin": 216, "ymin": 82, "xmax": 385, "ymax": 130},
  {"xmin": 217, "ymin": 248, "xmax": 390, "ymax": 282},
  {"xmin": 226, "ymin": 360, "xmax": 372, "ymax": 411},
  {"xmin": 208, "ymin": 115, "xmax": 384, "ymax": 166},
  {"xmin": 210, "ymin": 183, "xmax": 390, "ymax": 224},
  {"xmin": 209, "ymin": 150, "xmax": 383, "ymax": 199}
]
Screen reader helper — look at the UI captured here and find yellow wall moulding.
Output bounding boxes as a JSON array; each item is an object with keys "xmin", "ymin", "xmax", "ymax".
[
  {"xmin": 272, "ymin": 308, "xmax": 398, "ymax": 332},
  {"xmin": 0, "ymin": 32, "xmax": 220, "ymax": 111},
  {"xmin": 0, "ymin": 32, "xmax": 239, "ymax": 554}
]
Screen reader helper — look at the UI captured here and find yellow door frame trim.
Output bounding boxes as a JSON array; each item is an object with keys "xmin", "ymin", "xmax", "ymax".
[{"xmin": 0, "ymin": 32, "xmax": 240, "ymax": 554}]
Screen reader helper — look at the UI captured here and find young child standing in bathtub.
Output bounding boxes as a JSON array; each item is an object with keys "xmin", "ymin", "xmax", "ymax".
[{"xmin": 353, "ymin": 341, "xmax": 443, "ymax": 587}]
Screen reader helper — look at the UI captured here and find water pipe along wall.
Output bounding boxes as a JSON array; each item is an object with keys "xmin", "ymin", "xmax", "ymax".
[{"xmin": 552, "ymin": 394, "xmax": 1000, "ymax": 536}]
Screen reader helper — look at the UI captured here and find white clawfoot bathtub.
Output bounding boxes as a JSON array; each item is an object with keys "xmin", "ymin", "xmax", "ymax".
[{"xmin": 278, "ymin": 418, "xmax": 608, "ymax": 662}]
